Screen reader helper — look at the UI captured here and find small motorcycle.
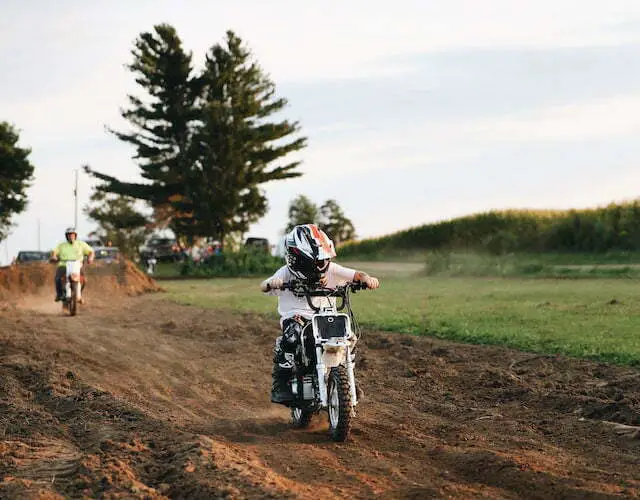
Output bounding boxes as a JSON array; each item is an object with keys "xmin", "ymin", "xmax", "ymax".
[
  {"xmin": 278, "ymin": 280, "xmax": 368, "ymax": 442},
  {"xmin": 61, "ymin": 259, "xmax": 83, "ymax": 316}
]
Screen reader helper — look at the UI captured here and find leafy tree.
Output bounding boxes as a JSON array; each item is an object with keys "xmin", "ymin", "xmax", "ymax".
[
  {"xmin": 0, "ymin": 122, "xmax": 35, "ymax": 241},
  {"xmin": 320, "ymin": 199, "xmax": 356, "ymax": 245},
  {"xmin": 86, "ymin": 26, "xmax": 306, "ymax": 249},
  {"xmin": 84, "ymin": 190, "xmax": 150, "ymax": 257},
  {"xmin": 286, "ymin": 195, "xmax": 320, "ymax": 231}
]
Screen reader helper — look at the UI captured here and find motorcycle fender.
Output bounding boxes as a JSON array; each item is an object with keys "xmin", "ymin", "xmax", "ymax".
[
  {"xmin": 69, "ymin": 273, "xmax": 81, "ymax": 282},
  {"xmin": 324, "ymin": 338, "xmax": 348, "ymax": 352},
  {"xmin": 322, "ymin": 350, "xmax": 345, "ymax": 369}
]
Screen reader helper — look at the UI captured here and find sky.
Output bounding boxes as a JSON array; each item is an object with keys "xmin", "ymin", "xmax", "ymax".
[{"xmin": 2, "ymin": 0, "xmax": 640, "ymax": 262}]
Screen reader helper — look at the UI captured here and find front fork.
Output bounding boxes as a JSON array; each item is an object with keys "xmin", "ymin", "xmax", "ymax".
[
  {"xmin": 345, "ymin": 346, "xmax": 358, "ymax": 407},
  {"xmin": 316, "ymin": 346, "xmax": 328, "ymax": 406},
  {"xmin": 66, "ymin": 277, "xmax": 81, "ymax": 300},
  {"xmin": 316, "ymin": 345, "xmax": 358, "ymax": 408}
]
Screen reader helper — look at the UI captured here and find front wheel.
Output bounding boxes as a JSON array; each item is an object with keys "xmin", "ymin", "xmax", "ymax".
[
  {"xmin": 291, "ymin": 407, "xmax": 313, "ymax": 428},
  {"xmin": 327, "ymin": 365, "xmax": 353, "ymax": 442},
  {"xmin": 69, "ymin": 281, "xmax": 79, "ymax": 316}
]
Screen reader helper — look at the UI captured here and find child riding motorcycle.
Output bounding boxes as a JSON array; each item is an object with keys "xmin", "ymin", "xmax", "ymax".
[
  {"xmin": 260, "ymin": 224, "xmax": 379, "ymax": 405},
  {"xmin": 51, "ymin": 227, "xmax": 95, "ymax": 302}
]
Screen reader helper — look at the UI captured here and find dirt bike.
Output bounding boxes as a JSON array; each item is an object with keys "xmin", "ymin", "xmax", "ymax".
[
  {"xmin": 60, "ymin": 259, "xmax": 84, "ymax": 316},
  {"xmin": 278, "ymin": 280, "xmax": 368, "ymax": 442}
]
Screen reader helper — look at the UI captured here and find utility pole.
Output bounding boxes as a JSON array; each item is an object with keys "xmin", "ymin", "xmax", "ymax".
[{"xmin": 74, "ymin": 169, "xmax": 79, "ymax": 230}]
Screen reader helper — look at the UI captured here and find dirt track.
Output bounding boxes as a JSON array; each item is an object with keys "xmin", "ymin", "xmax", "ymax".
[{"xmin": 1, "ymin": 291, "xmax": 639, "ymax": 499}]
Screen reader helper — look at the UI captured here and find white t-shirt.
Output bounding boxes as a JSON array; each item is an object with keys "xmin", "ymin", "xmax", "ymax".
[{"xmin": 264, "ymin": 263, "xmax": 357, "ymax": 322}]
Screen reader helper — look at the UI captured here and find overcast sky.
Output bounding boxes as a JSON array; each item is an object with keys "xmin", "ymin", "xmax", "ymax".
[{"xmin": 2, "ymin": 0, "xmax": 640, "ymax": 262}]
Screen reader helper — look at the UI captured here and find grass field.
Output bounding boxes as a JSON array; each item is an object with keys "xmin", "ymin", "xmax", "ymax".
[
  {"xmin": 423, "ymin": 251, "xmax": 640, "ymax": 278},
  {"xmin": 162, "ymin": 264, "xmax": 640, "ymax": 366}
]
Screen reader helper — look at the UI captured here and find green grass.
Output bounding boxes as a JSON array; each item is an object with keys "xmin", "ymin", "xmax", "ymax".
[
  {"xmin": 150, "ymin": 262, "xmax": 182, "ymax": 278},
  {"xmin": 423, "ymin": 251, "xmax": 640, "ymax": 278},
  {"xmin": 161, "ymin": 274, "xmax": 640, "ymax": 366}
]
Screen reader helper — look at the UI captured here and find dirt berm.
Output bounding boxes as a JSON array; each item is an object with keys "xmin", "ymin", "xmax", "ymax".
[
  {"xmin": 0, "ymin": 260, "xmax": 161, "ymax": 302},
  {"xmin": 0, "ymin": 266, "xmax": 638, "ymax": 498}
]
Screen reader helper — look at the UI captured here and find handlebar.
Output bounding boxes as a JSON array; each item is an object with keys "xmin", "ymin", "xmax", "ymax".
[
  {"xmin": 279, "ymin": 280, "xmax": 368, "ymax": 294},
  {"xmin": 50, "ymin": 258, "xmax": 91, "ymax": 264},
  {"xmin": 278, "ymin": 280, "xmax": 368, "ymax": 312}
]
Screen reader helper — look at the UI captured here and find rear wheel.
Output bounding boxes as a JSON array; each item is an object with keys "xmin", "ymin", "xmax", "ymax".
[
  {"xmin": 69, "ymin": 281, "xmax": 78, "ymax": 316},
  {"xmin": 291, "ymin": 407, "xmax": 313, "ymax": 428},
  {"xmin": 327, "ymin": 365, "xmax": 352, "ymax": 442}
]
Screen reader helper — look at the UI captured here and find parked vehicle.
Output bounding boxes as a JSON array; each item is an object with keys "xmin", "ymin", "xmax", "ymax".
[
  {"xmin": 85, "ymin": 239, "xmax": 103, "ymax": 249},
  {"xmin": 139, "ymin": 237, "xmax": 182, "ymax": 263},
  {"xmin": 93, "ymin": 246, "xmax": 120, "ymax": 264},
  {"xmin": 15, "ymin": 251, "xmax": 50, "ymax": 264}
]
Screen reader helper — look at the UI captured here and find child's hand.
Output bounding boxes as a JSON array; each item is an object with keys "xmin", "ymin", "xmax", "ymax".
[
  {"xmin": 269, "ymin": 278, "xmax": 283, "ymax": 290},
  {"xmin": 363, "ymin": 276, "xmax": 380, "ymax": 289},
  {"xmin": 354, "ymin": 271, "xmax": 380, "ymax": 290},
  {"xmin": 261, "ymin": 278, "xmax": 283, "ymax": 292}
]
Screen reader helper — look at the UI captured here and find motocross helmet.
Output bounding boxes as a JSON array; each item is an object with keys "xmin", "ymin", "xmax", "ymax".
[
  {"xmin": 284, "ymin": 224, "xmax": 336, "ymax": 282},
  {"xmin": 65, "ymin": 226, "xmax": 77, "ymax": 242}
]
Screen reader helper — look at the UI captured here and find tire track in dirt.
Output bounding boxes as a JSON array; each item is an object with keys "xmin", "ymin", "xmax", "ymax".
[{"xmin": 0, "ymin": 293, "xmax": 639, "ymax": 498}]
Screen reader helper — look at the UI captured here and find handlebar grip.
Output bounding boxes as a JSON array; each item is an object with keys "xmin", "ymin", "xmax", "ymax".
[{"xmin": 350, "ymin": 281, "xmax": 368, "ymax": 291}]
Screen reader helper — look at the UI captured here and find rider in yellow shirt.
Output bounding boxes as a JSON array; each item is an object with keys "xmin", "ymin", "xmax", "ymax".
[{"xmin": 51, "ymin": 227, "xmax": 95, "ymax": 302}]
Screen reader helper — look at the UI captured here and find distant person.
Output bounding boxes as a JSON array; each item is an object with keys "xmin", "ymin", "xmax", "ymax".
[
  {"xmin": 145, "ymin": 249, "xmax": 157, "ymax": 275},
  {"xmin": 50, "ymin": 227, "xmax": 94, "ymax": 302},
  {"xmin": 259, "ymin": 224, "xmax": 380, "ymax": 404},
  {"xmin": 190, "ymin": 244, "xmax": 202, "ymax": 264}
]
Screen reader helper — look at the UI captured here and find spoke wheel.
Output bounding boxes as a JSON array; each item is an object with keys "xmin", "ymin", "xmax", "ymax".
[
  {"xmin": 69, "ymin": 282, "xmax": 78, "ymax": 316},
  {"xmin": 327, "ymin": 365, "xmax": 352, "ymax": 442}
]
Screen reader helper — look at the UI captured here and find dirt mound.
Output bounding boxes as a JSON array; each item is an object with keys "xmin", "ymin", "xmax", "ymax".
[
  {"xmin": 0, "ymin": 263, "xmax": 52, "ymax": 298},
  {"xmin": 0, "ymin": 260, "xmax": 161, "ymax": 302}
]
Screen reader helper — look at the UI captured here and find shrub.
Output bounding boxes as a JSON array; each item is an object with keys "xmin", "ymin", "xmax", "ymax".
[{"xmin": 180, "ymin": 248, "xmax": 282, "ymax": 277}]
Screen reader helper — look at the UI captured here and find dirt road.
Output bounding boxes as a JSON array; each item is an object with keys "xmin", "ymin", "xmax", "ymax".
[{"xmin": 1, "ymin": 293, "xmax": 639, "ymax": 498}]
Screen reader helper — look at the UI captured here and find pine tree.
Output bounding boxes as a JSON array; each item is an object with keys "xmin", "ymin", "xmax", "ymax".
[
  {"xmin": 190, "ymin": 31, "xmax": 306, "ymax": 247},
  {"xmin": 0, "ymin": 122, "xmax": 35, "ymax": 241},
  {"xmin": 85, "ymin": 24, "xmax": 198, "ymax": 237}
]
